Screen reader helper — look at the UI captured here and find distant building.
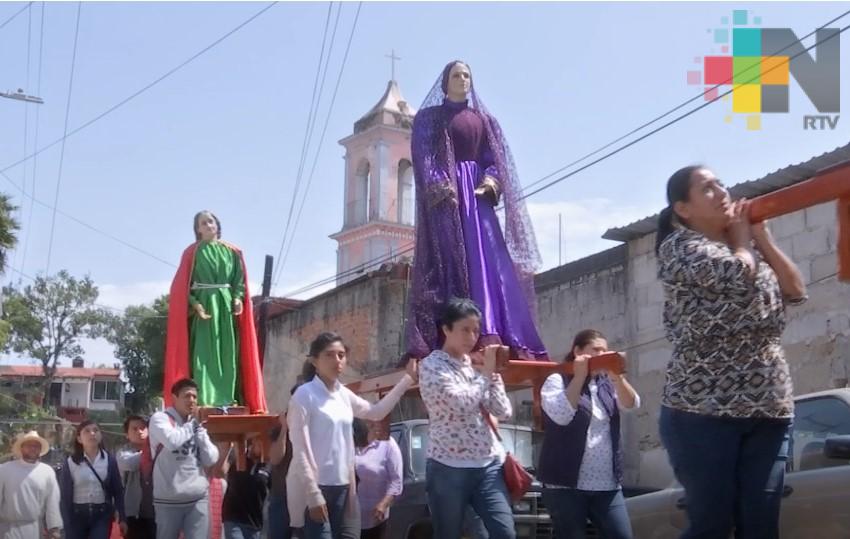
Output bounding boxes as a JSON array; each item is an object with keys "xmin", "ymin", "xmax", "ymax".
[{"xmin": 0, "ymin": 357, "xmax": 124, "ymax": 422}]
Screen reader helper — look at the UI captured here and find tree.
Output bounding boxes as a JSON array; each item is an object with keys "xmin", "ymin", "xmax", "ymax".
[
  {"xmin": 107, "ymin": 295, "xmax": 168, "ymax": 413},
  {"xmin": 0, "ymin": 193, "xmax": 19, "ymax": 275},
  {"xmin": 0, "ymin": 193, "xmax": 20, "ymax": 348},
  {"xmin": 2, "ymin": 271, "xmax": 112, "ymax": 408}
]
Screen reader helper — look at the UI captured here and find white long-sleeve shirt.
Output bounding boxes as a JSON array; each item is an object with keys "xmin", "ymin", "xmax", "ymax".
[
  {"xmin": 67, "ymin": 451, "xmax": 109, "ymax": 504},
  {"xmin": 0, "ymin": 460, "xmax": 62, "ymax": 529},
  {"xmin": 540, "ymin": 373, "xmax": 640, "ymax": 490},
  {"xmin": 286, "ymin": 374, "xmax": 414, "ymax": 528}
]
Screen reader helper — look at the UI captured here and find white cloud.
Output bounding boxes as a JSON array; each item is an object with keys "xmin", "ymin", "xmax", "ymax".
[{"xmin": 526, "ymin": 198, "xmax": 650, "ymax": 271}]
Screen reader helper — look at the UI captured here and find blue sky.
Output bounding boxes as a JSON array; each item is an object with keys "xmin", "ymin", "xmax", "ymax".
[{"xmin": 0, "ymin": 1, "xmax": 846, "ymax": 364}]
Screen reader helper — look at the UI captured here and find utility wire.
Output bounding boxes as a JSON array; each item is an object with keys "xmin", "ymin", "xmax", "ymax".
[
  {"xmin": 0, "ymin": 2, "xmax": 279, "ymax": 175},
  {"xmin": 45, "ymin": 1, "xmax": 81, "ymax": 275},
  {"xmin": 276, "ymin": 2, "xmax": 362, "ymax": 288}
]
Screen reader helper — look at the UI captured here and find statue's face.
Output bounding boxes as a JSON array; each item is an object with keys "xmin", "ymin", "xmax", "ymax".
[
  {"xmin": 446, "ymin": 63, "xmax": 471, "ymax": 100},
  {"xmin": 196, "ymin": 213, "xmax": 218, "ymax": 241}
]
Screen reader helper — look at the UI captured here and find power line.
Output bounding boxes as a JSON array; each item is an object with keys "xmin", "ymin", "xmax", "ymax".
[
  {"xmin": 514, "ymin": 8, "xmax": 850, "ymax": 198},
  {"xmin": 276, "ymin": 2, "xmax": 362, "ymax": 287},
  {"xmin": 517, "ymin": 21, "xmax": 850, "ymax": 202},
  {"xmin": 0, "ymin": 170, "xmax": 175, "ymax": 269},
  {"xmin": 8, "ymin": 2, "xmax": 34, "ymax": 278},
  {"xmin": 17, "ymin": 1, "xmax": 46, "ymax": 280},
  {"xmin": 45, "ymin": 1, "xmax": 81, "ymax": 275},
  {"xmin": 271, "ymin": 15, "xmax": 849, "ymax": 300},
  {"xmin": 271, "ymin": 2, "xmax": 336, "ymax": 289},
  {"xmin": 0, "ymin": 2, "xmax": 32, "ymax": 32},
  {"xmin": 10, "ymin": 2, "xmax": 34, "ymax": 279},
  {"xmin": 0, "ymin": 1, "xmax": 279, "ymax": 176},
  {"xmin": 274, "ymin": 2, "xmax": 344, "ymax": 287}
]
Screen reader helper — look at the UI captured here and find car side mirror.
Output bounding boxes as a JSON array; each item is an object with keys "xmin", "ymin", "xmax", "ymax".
[{"xmin": 823, "ymin": 435, "xmax": 850, "ymax": 460}]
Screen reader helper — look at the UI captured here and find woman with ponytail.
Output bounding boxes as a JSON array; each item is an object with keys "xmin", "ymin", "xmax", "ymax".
[
  {"xmin": 537, "ymin": 329, "xmax": 639, "ymax": 539},
  {"xmin": 286, "ymin": 332, "xmax": 417, "ymax": 539},
  {"xmin": 656, "ymin": 165, "xmax": 807, "ymax": 539}
]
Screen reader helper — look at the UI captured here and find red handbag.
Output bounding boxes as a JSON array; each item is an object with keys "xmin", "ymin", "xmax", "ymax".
[{"xmin": 481, "ymin": 406, "xmax": 533, "ymax": 502}]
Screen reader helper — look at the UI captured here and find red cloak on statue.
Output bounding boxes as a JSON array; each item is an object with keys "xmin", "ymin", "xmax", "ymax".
[{"xmin": 163, "ymin": 241, "xmax": 267, "ymax": 413}]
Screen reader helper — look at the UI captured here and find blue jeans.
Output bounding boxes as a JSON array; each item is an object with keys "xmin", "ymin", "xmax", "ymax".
[
  {"xmin": 425, "ymin": 459, "xmax": 516, "ymax": 539},
  {"xmin": 267, "ymin": 493, "xmax": 293, "ymax": 539},
  {"xmin": 223, "ymin": 521, "xmax": 261, "ymax": 539},
  {"xmin": 659, "ymin": 406, "xmax": 791, "ymax": 539},
  {"xmin": 542, "ymin": 488, "xmax": 632, "ymax": 539},
  {"xmin": 303, "ymin": 484, "xmax": 360, "ymax": 539},
  {"xmin": 67, "ymin": 503, "xmax": 113, "ymax": 539}
]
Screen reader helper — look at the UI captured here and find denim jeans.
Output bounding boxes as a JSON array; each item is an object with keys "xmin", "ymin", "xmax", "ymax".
[
  {"xmin": 223, "ymin": 520, "xmax": 261, "ymax": 539},
  {"xmin": 425, "ymin": 458, "xmax": 516, "ymax": 539},
  {"xmin": 659, "ymin": 406, "xmax": 791, "ymax": 539},
  {"xmin": 267, "ymin": 493, "xmax": 293, "ymax": 539},
  {"xmin": 302, "ymin": 484, "xmax": 360, "ymax": 539},
  {"xmin": 541, "ymin": 488, "xmax": 633, "ymax": 539},
  {"xmin": 67, "ymin": 503, "xmax": 113, "ymax": 539}
]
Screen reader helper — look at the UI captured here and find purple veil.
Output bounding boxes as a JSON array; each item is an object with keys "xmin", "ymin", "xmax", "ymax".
[{"xmin": 405, "ymin": 61, "xmax": 542, "ymax": 358}]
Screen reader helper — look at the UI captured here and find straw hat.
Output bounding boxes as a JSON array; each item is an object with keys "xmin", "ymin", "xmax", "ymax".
[{"xmin": 12, "ymin": 430, "xmax": 50, "ymax": 459}]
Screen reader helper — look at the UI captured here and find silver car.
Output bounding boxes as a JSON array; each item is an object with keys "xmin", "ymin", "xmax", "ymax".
[{"xmin": 627, "ymin": 389, "xmax": 850, "ymax": 539}]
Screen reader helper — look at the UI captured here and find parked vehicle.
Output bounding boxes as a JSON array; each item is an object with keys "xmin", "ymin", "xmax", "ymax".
[
  {"xmin": 627, "ymin": 388, "xmax": 850, "ymax": 539},
  {"xmin": 385, "ymin": 419, "xmax": 551, "ymax": 539}
]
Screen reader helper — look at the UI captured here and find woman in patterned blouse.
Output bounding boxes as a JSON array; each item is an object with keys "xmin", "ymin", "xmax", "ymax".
[
  {"xmin": 419, "ymin": 297, "xmax": 515, "ymax": 539},
  {"xmin": 656, "ymin": 165, "xmax": 807, "ymax": 539},
  {"xmin": 537, "ymin": 329, "xmax": 639, "ymax": 539}
]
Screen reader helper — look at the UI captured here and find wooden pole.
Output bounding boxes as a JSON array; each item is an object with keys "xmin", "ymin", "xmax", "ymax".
[{"xmin": 258, "ymin": 255, "xmax": 273, "ymax": 368}]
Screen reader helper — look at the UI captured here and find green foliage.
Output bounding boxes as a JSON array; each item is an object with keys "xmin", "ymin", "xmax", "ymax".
[
  {"xmin": 2, "ymin": 271, "xmax": 112, "ymax": 407},
  {"xmin": 106, "ymin": 294, "xmax": 168, "ymax": 413}
]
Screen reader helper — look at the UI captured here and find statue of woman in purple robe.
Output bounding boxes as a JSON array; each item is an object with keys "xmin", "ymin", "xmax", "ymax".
[{"xmin": 405, "ymin": 60, "xmax": 548, "ymax": 360}]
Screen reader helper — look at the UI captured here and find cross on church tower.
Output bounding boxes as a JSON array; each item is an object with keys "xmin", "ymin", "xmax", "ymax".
[{"xmin": 385, "ymin": 49, "xmax": 401, "ymax": 81}]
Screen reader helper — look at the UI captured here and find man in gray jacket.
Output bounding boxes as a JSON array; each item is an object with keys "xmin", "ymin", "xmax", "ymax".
[{"xmin": 149, "ymin": 378, "xmax": 219, "ymax": 539}]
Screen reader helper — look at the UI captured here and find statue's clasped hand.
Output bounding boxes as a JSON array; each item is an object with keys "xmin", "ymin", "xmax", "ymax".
[
  {"xmin": 474, "ymin": 176, "xmax": 500, "ymax": 206},
  {"xmin": 193, "ymin": 303, "xmax": 212, "ymax": 320}
]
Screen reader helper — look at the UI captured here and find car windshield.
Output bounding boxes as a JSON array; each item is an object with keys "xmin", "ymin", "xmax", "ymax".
[
  {"xmin": 498, "ymin": 425, "xmax": 536, "ymax": 469},
  {"xmin": 406, "ymin": 423, "xmax": 538, "ymax": 476}
]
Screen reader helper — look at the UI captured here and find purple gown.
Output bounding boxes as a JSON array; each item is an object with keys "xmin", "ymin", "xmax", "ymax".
[{"xmin": 406, "ymin": 98, "xmax": 548, "ymax": 360}]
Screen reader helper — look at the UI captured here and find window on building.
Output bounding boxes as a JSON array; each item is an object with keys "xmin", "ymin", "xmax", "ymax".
[
  {"xmin": 398, "ymin": 159, "xmax": 414, "ymax": 225},
  {"xmin": 92, "ymin": 379, "xmax": 121, "ymax": 401},
  {"xmin": 347, "ymin": 160, "xmax": 370, "ymax": 226}
]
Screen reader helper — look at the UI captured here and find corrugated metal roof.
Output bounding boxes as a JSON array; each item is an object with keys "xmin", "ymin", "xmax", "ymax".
[{"xmin": 603, "ymin": 144, "xmax": 850, "ymax": 242}]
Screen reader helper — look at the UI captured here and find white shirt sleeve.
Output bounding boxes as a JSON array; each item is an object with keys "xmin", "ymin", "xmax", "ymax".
[
  {"xmin": 286, "ymin": 390, "xmax": 324, "ymax": 510},
  {"xmin": 347, "ymin": 375, "xmax": 414, "ymax": 421},
  {"xmin": 541, "ymin": 373, "xmax": 577, "ymax": 426},
  {"xmin": 43, "ymin": 464, "xmax": 63, "ymax": 530}
]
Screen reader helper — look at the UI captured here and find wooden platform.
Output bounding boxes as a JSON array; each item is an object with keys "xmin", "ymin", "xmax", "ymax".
[
  {"xmin": 201, "ymin": 408, "xmax": 278, "ymax": 471},
  {"xmin": 347, "ymin": 352, "xmax": 624, "ymax": 429}
]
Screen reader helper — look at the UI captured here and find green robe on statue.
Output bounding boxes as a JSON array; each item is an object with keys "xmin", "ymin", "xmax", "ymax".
[{"xmin": 188, "ymin": 240, "xmax": 244, "ymax": 406}]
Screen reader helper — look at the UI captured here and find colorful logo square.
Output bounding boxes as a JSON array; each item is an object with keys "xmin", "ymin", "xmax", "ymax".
[
  {"xmin": 761, "ymin": 56, "xmax": 789, "ymax": 85},
  {"xmin": 733, "ymin": 57, "xmax": 761, "ymax": 84},
  {"xmin": 733, "ymin": 28, "xmax": 762, "ymax": 56},
  {"xmin": 704, "ymin": 56, "xmax": 733, "ymax": 85},
  {"xmin": 733, "ymin": 84, "xmax": 761, "ymax": 113}
]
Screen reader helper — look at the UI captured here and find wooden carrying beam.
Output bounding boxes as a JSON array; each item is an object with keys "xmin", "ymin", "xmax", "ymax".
[
  {"xmin": 748, "ymin": 161, "xmax": 850, "ymax": 282},
  {"xmin": 204, "ymin": 414, "xmax": 278, "ymax": 471}
]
